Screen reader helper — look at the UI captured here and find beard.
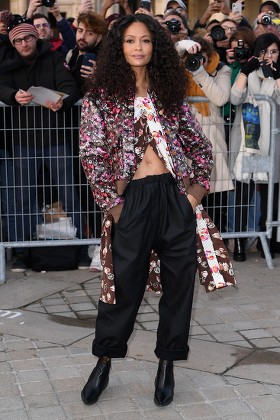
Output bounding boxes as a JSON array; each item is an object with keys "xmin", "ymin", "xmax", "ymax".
[{"xmin": 77, "ymin": 39, "xmax": 97, "ymax": 52}]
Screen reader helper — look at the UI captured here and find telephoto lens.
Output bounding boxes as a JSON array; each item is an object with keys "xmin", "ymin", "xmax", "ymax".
[
  {"xmin": 185, "ymin": 53, "xmax": 204, "ymax": 72},
  {"xmin": 210, "ymin": 25, "xmax": 226, "ymax": 41}
]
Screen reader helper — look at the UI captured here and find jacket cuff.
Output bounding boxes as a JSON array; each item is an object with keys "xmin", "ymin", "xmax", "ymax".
[{"xmin": 187, "ymin": 184, "xmax": 208, "ymax": 204}]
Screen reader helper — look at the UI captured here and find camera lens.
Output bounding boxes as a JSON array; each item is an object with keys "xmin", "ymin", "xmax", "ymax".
[
  {"xmin": 261, "ymin": 15, "xmax": 271, "ymax": 25},
  {"xmin": 42, "ymin": 0, "xmax": 55, "ymax": 7},
  {"xmin": 185, "ymin": 53, "xmax": 203, "ymax": 72},
  {"xmin": 210, "ymin": 25, "xmax": 226, "ymax": 41},
  {"xmin": 165, "ymin": 19, "xmax": 181, "ymax": 35}
]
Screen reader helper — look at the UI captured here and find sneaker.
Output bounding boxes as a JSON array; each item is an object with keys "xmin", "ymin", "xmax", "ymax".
[
  {"xmin": 90, "ymin": 245, "xmax": 102, "ymax": 272},
  {"xmin": 78, "ymin": 246, "xmax": 91, "ymax": 270},
  {"xmin": 11, "ymin": 253, "xmax": 27, "ymax": 273}
]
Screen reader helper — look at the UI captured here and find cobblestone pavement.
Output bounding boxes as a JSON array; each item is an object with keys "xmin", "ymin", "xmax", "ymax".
[{"xmin": 1, "ymin": 250, "xmax": 280, "ymax": 419}]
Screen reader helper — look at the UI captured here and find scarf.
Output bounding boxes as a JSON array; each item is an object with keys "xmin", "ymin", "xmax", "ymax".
[{"xmin": 186, "ymin": 51, "xmax": 220, "ymax": 117}]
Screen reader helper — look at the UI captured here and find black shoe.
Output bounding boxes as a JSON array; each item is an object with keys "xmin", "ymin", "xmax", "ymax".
[
  {"xmin": 11, "ymin": 253, "xmax": 27, "ymax": 273},
  {"xmin": 154, "ymin": 360, "xmax": 174, "ymax": 407},
  {"xmin": 233, "ymin": 239, "xmax": 246, "ymax": 262},
  {"xmin": 81, "ymin": 357, "xmax": 111, "ymax": 405},
  {"xmin": 78, "ymin": 246, "xmax": 91, "ymax": 270}
]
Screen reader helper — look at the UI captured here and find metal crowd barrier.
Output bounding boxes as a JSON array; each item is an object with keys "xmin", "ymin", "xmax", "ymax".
[
  {"xmin": 0, "ymin": 95, "xmax": 279, "ymax": 283},
  {"xmin": 187, "ymin": 95, "xmax": 280, "ymax": 270},
  {"xmin": 0, "ymin": 101, "xmax": 101, "ymax": 283}
]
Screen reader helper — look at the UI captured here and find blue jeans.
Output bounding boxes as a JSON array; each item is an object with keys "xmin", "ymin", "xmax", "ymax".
[
  {"xmin": 13, "ymin": 143, "xmax": 83, "ymax": 242},
  {"xmin": 0, "ymin": 149, "xmax": 16, "ymax": 241}
]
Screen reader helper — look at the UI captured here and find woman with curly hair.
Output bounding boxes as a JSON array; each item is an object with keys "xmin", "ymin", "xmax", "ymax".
[{"xmin": 79, "ymin": 13, "xmax": 213, "ymax": 407}]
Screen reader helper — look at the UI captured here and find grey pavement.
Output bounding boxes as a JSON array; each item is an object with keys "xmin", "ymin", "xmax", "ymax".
[{"xmin": 1, "ymin": 245, "xmax": 280, "ymax": 419}]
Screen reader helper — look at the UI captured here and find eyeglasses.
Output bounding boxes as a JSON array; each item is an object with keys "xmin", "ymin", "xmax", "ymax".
[
  {"xmin": 34, "ymin": 23, "xmax": 50, "ymax": 29},
  {"xmin": 13, "ymin": 34, "xmax": 35, "ymax": 45},
  {"xmin": 222, "ymin": 26, "xmax": 236, "ymax": 33},
  {"xmin": 262, "ymin": 49, "xmax": 279, "ymax": 56}
]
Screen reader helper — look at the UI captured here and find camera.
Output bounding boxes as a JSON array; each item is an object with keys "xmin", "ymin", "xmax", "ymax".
[
  {"xmin": 234, "ymin": 40, "xmax": 250, "ymax": 60},
  {"xmin": 140, "ymin": 0, "xmax": 151, "ymax": 11},
  {"xmin": 261, "ymin": 14, "xmax": 272, "ymax": 25},
  {"xmin": 42, "ymin": 0, "xmax": 55, "ymax": 7},
  {"xmin": 165, "ymin": 18, "xmax": 181, "ymax": 35},
  {"xmin": 185, "ymin": 53, "xmax": 205, "ymax": 72},
  {"xmin": 210, "ymin": 25, "xmax": 226, "ymax": 41}
]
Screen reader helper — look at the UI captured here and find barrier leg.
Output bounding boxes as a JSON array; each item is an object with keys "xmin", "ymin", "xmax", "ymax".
[
  {"xmin": 259, "ymin": 234, "xmax": 274, "ymax": 269},
  {"xmin": 0, "ymin": 244, "xmax": 6, "ymax": 283}
]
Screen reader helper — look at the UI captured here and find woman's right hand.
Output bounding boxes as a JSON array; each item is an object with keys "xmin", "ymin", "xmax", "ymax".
[{"xmin": 108, "ymin": 203, "xmax": 124, "ymax": 224}]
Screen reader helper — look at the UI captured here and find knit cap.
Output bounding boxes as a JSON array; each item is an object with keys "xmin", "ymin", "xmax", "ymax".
[{"xmin": 7, "ymin": 15, "xmax": 38, "ymax": 44}]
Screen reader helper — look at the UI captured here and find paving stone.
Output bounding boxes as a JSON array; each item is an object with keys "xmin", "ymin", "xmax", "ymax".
[
  {"xmin": 23, "ymin": 392, "xmax": 59, "ymax": 408},
  {"xmin": 28, "ymin": 406, "xmax": 67, "ymax": 420},
  {"xmin": 177, "ymin": 402, "xmax": 218, "ymax": 418},
  {"xmin": 17, "ymin": 369, "xmax": 49, "ymax": 382},
  {"xmin": 211, "ymin": 399, "xmax": 253, "ymax": 416},
  {"xmin": 212, "ymin": 332, "xmax": 244, "ymax": 342},
  {"xmin": 20, "ymin": 380, "xmax": 54, "ymax": 396},
  {"xmin": 12, "ymin": 358, "xmax": 45, "ymax": 371},
  {"xmin": 236, "ymin": 383, "xmax": 270, "ymax": 397},
  {"xmin": 240, "ymin": 329, "xmax": 273, "ymax": 339},
  {"xmin": 69, "ymin": 303, "xmax": 96, "ymax": 311},
  {"xmin": 0, "ymin": 396, "xmax": 25, "ymax": 411},
  {"xmin": 246, "ymin": 395, "xmax": 280, "ymax": 412},
  {"xmin": 0, "ymin": 410, "xmax": 29, "ymax": 420},
  {"xmin": 44, "ymin": 305, "xmax": 71, "ymax": 313},
  {"xmin": 249, "ymin": 338, "xmax": 280, "ymax": 348},
  {"xmin": 61, "ymin": 401, "xmax": 103, "ymax": 418},
  {"xmin": 47, "ymin": 366, "xmax": 81, "ymax": 380}
]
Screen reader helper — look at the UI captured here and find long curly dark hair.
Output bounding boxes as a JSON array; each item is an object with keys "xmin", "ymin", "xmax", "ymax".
[{"xmin": 86, "ymin": 13, "xmax": 187, "ymax": 112}]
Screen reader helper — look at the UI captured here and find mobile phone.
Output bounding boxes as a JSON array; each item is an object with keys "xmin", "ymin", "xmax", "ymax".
[
  {"xmin": 82, "ymin": 53, "xmax": 97, "ymax": 67},
  {"xmin": 140, "ymin": 0, "xmax": 151, "ymax": 11},
  {"xmin": 232, "ymin": 2, "xmax": 242, "ymax": 14}
]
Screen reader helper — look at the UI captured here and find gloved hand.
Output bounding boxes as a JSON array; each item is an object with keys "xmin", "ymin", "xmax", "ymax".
[
  {"xmin": 241, "ymin": 57, "xmax": 260, "ymax": 77},
  {"xmin": 175, "ymin": 40, "xmax": 201, "ymax": 57},
  {"xmin": 272, "ymin": 62, "xmax": 280, "ymax": 80}
]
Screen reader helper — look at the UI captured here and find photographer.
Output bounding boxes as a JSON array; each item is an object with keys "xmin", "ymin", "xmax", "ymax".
[
  {"xmin": 176, "ymin": 37, "xmax": 232, "ymax": 232},
  {"xmin": 26, "ymin": 1, "xmax": 76, "ymax": 56},
  {"xmin": 230, "ymin": 33, "xmax": 280, "ymax": 259},
  {"xmin": 163, "ymin": 9, "xmax": 190, "ymax": 43}
]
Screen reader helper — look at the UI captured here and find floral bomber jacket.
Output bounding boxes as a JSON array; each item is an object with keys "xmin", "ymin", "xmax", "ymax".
[{"xmin": 79, "ymin": 89, "xmax": 214, "ymax": 304}]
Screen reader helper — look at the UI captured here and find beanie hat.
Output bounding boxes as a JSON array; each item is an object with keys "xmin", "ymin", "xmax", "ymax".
[
  {"xmin": 165, "ymin": 0, "xmax": 187, "ymax": 10},
  {"xmin": 7, "ymin": 15, "xmax": 38, "ymax": 44},
  {"xmin": 0, "ymin": 10, "xmax": 13, "ymax": 25}
]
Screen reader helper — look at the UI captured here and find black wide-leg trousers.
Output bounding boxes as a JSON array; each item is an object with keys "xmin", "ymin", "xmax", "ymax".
[{"xmin": 92, "ymin": 173, "xmax": 197, "ymax": 361}]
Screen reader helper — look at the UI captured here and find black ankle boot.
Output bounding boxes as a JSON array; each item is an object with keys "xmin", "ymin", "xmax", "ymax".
[
  {"xmin": 233, "ymin": 238, "xmax": 246, "ymax": 262},
  {"xmin": 81, "ymin": 357, "xmax": 111, "ymax": 405},
  {"xmin": 154, "ymin": 359, "xmax": 174, "ymax": 407}
]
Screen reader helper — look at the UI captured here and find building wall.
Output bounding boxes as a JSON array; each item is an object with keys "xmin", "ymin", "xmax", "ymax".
[{"xmin": 6, "ymin": 0, "xmax": 278, "ymax": 26}]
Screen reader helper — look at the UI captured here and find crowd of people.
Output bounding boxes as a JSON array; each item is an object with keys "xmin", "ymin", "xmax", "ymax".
[
  {"xmin": 0, "ymin": 0, "xmax": 280, "ymax": 409},
  {"xmin": 0, "ymin": 0, "xmax": 280, "ymax": 266}
]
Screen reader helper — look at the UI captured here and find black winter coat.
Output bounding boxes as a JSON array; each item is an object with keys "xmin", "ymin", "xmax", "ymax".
[{"xmin": 0, "ymin": 40, "xmax": 80, "ymax": 148}]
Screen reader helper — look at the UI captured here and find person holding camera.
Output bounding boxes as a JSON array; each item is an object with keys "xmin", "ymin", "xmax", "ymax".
[
  {"xmin": 79, "ymin": 13, "xmax": 213, "ymax": 407},
  {"xmin": 163, "ymin": 9, "xmax": 190, "ymax": 43},
  {"xmin": 254, "ymin": 1, "xmax": 280, "ymax": 38},
  {"xmin": 176, "ymin": 36, "xmax": 232, "ymax": 233},
  {"xmin": 230, "ymin": 32, "xmax": 280, "ymax": 259},
  {"xmin": 66, "ymin": 12, "xmax": 108, "ymax": 95},
  {"xmin": 25, "ymin": 1, "xmax": 76, "ymax": 57}
]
